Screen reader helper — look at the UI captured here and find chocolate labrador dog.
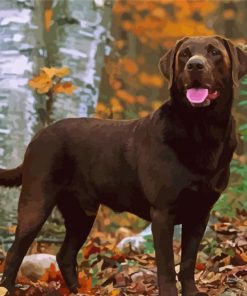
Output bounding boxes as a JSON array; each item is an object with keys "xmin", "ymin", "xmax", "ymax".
[{"xmin": 1, "ymin": 36, "xmax": 247, "ymax": 296}]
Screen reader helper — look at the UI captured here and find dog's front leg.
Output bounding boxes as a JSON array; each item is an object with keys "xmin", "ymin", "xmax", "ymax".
[
  {"xmin": 151, "ymin": 207, "xmax": 178, "ymax": 296},
  {"xmin": 179, "ymin": 214, "xmax": 210, "ymax": 296}
]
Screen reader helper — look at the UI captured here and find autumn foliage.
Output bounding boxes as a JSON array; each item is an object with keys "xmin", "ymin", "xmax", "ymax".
[
  {"xmin": 29, "ymin": 67, "xmax": 77, "ymax": 95},
  {"xmin": 96, "ymin": 0, "xmax": 218, "ymax": 120},
  {"xmin": 3, "ymin": 210, "xmax": 247, "ymax": 295},
  {"xmin": 28, "ymin": 66, "xmax": 78, "ymax": 125}
]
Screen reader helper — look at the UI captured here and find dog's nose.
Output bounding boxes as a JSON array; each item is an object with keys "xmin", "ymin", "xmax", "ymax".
[{"xmin": 186, "ymin": 58, "xmax": 205, "ymax": 71}]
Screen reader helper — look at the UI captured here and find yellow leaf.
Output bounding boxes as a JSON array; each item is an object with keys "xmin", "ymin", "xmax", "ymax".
[
  {"xmin": 106, "ymin": 283, "xmax": 114, "ymax": 293},
  {"xmin": 53, "ymin": 67, "xmax": 70, "ymax": 77},
  {"xmin": 110, "ymin": 288, "xmax": 121, "ymax": 296},
  {"xmin": 44, "ymin": 8, "xmax": 53, "ymax": 32},
  {"xmin": 41, "ymin": 67, "xmax": 70, "ymax": 79},
  {"xmin": 28, "ymin": 72, "xmax": 52, "ymax": 94},
  {"xmin": 112, "ymin": 104, "xmax": 123, "ymax": 113},
  {"xmin": 41, "ymin": 67, "xmax": 57, "ymax": 79},
  {"xmin": 53, "ymin": 82, "xmax": 78, "ymax": 95},
  {"xmin": 0, "ymin": 287, "xmax": 8, "ymax": 296},
  {"xmin": 110, "ymin": 97, "xmax": 123, "ymax": 113}
]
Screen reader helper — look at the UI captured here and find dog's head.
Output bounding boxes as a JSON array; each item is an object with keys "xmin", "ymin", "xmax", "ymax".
[{"xmin": 159, "ymin": 36, "xmax": 247, "ymax": 108}]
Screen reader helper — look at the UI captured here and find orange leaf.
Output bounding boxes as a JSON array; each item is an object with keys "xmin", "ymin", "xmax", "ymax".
[
  {"xmin": 223, "ymin": 9, "xmax": 236, "ymax": 20},
  {"xmin": 49, "ymin": 263, "xmax": 57, "ymax": 280},
  {"xmin": 151, "ymin": 8, "xmax": 166, "ymax": 18},
  {"xmin": 151, "ymin": 75, "xmax": 163, "ymax": 88},
  {"xmin": 44, "ymin": 8, "xmax": 53, "ymax": 32},
  {"xmin": 29, "ymin": 72, "xmax": 52, "ymax": 94},
  {"xmin": 39, "ymin": 269, "xmax": 49, "ymax": 283},
  {"xmin": 7, "ymin": 225, "xmax": 16, "ymax": 234},
  {"xmin": 111, "ymin": 80, "xmax": 122, "ymax": 90},
  {"xmin": 121, "ymin": 57, "xmax": 138, "ymax": 74},
  {"xmin": 116, "ymin": 90, "xmax": 135, "ymax": 104},
  {"xmin": 238, "ymin": 252, "xmax": 247, "ymax": 263},
  {"xmin": 53, "ymin": 82, "xmax": 78, "ymax": 95},
  {"xmin": 41, "ymin": 67, "xmax": 57, "ymax": 79},
  {"xmin": 139, "ymin": 72, "xmax": 150, "ymax": 86},
  {"xmin": 96, "ymin": 102, "xmax": 108, "ymax": 114},
  {"xmin": 83, "ymin": 243, "xmax": 101, "ymax": 259},
  {"xmin": 78, "ymin": 271, "xmax": 92, "ymax": 293},
  {"xmin": 136, "ymin": 95, "xmax": 147, "ymax": 104},
  {"xmin": 111, "ymin": 253, "xmax": 126, "ymax": 262},
  {"xmin": 53, "ymin": 67, "xmax": 70, "ymax": 77},
  {"xmin": 195, "ymin": 262, "xmax": 206, "ymax": 271},
  {"xmin": 41, "ymin": 67, "xmax": 70, "ymax": 79},
  {"xmin": 115, "ymin": 39, "xmax": 126, "ymax": 50}
]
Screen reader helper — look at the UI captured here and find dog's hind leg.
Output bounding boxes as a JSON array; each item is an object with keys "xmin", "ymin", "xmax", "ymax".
[
  {"xmin": 0, "ymin": 184, "xmax": 56, "ymax": 293},
  {"xmin": 56, "ymin": 194, "xmax": 97, "ymax": 294}
]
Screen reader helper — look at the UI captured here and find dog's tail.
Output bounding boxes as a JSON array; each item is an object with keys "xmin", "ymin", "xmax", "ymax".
[{"xmin": 0, "ymin": 165, "xmax": 22, "ymax": 187}]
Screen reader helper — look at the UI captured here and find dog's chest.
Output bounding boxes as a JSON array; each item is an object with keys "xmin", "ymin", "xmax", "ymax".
[{"xmin": 166, "ymin": 122, "xmax": 233, "ymax": 174}]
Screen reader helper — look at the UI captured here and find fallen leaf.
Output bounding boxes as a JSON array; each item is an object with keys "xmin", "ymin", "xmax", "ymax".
[
  {"xmin": 78, "ymin": 271, "xmax": 92, "ymax": 293},
  {"xmin": 0, "ymin": 287, "xmax": 8, "ymax": 296},
  {"xmin": 83, "ymin": 242, "xmax": 101, "ymax": 259}
]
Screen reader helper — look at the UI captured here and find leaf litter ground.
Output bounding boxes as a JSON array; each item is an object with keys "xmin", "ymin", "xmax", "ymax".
[{"xmin": 0, "ymin": 209, "xmax": 247, "ymax": 296}]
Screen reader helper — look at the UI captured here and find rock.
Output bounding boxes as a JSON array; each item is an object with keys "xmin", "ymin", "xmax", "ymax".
[{"xmin": 18, "ymin": 254, "xmax": 58, "ymax": 282}]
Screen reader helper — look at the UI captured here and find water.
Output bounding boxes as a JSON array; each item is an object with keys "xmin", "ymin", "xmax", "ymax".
[{"xmin": 0, "ymin": 0, "xmax": 112, "ymax": 235}]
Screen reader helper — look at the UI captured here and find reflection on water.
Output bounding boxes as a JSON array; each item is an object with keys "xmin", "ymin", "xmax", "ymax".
[{"xmin": 0, "ymin": 0, "xmax": 112, "ymax": 234}]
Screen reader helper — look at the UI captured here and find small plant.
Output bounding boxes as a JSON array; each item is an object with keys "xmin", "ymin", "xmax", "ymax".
[{"xmin": 29, "ymin": 67, "xmax": 78, "ymax": 125}]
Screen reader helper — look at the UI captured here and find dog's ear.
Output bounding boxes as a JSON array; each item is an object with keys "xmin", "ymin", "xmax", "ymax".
[
  {"xmin": 217, "ymin": 36, "xmax": 247, "ymax": 87},
  {"xmin": 159, "ymin": 37, "xmax": 188, "ymax": 89}
]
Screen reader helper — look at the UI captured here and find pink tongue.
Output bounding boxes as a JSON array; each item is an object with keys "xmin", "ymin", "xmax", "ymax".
[{"xmin": 186, "ymin": 88, "xmax": 209, "ymax": 103}]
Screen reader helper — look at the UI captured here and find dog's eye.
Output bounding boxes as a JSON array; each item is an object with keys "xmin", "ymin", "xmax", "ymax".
[
  {"xmin": 209, "ymin": 47, "xmax": 220, "ymax": 56},
  {"xmin": 180, "ymin": 50, "xmax": 190, "ymax": 58}
]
